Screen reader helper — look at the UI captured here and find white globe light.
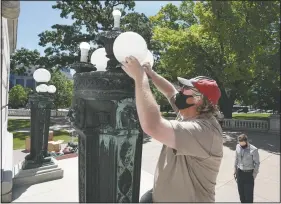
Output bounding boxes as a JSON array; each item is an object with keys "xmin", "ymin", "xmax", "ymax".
[
  {"xmin": 79, "ymin": 42, "xmax": 91, "ymax": 62},
  {"xmin": 112, "ymin": 9, "xmax": 121, "ymax": 17},
  {"xmin": 36, "ymin": 86, "xmax": 40, "ymax": 93},
  {"xmin": 33, "ymin": 68, "xmax": 51, "ymax": 83},
  {"xmin": 47, "ymin": 85, "xmax": 56, "ymax": 93},
  {"xmin": 141, "ymin": 50, "xmax": 154, "ymax": 67},
  {"xmin": 79, "ymin": 42, "xmax": 91, "ymax": 50},
  {"xmin": 90, "ymin": 48, "xmax": 109, "ymax": 71},
  {"xmin": 36, "ymin": 84, "xmax": 48, "ymax": 93},
  {"xmin": 113, "ymin": 31, "xmax": 148, "ymax": 63},
  {"xmin": 112, "ymin": 9, "xmax": 122, "ymax": 28}
]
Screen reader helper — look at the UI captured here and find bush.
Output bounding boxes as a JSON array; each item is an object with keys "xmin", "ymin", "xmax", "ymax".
[
  {"xmin": 49, "ymin": 71, "xmax": 73, "ymax": 109},
  {"xmin": 9, "ymin": 85, "xmax": 28, "ymax": 108},
  {"xmin": 162, "ymin": 112, "xmax": 177, "ymax": 118}
]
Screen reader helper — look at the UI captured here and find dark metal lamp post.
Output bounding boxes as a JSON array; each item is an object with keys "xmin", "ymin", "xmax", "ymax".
[
  {"xmin": 69, "ymin": 9, "xmax": 144, "ymax": 203},
  {"xmin": 22, "ymin": 68, "xmax": 57, "ymax": 170}
]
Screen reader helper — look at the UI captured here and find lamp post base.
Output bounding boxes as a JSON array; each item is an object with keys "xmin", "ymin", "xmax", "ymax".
[
  {"xmin": 13, "ymin": 157, "xmax": 63, "ymax": 187},
  {"xmin": 22, "ymin": 156, "xmax": 54, "ymax": 170}
]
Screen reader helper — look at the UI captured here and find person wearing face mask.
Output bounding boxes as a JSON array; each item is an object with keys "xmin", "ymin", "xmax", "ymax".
[
  {"xmin": 234, "ymin": 134, "xmax": 260, "ymax": 203},
  {"xmin": 121, "ymin": 57, "xmax": 223, "ymax": 203}
]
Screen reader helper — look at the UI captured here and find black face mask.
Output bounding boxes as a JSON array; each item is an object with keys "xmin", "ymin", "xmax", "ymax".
[
  {"xmin": 175, "ymin": 91, "xmax": 195, "ymax": 110},
  {"xmin": 240, "ymin": 144, "xmax": 248, "ymax": 149}
]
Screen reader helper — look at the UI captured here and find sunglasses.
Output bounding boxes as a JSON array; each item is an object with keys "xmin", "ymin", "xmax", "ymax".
[{"xmin": 180, "ymin": 86, "xmax": 202, "ymax": 96}]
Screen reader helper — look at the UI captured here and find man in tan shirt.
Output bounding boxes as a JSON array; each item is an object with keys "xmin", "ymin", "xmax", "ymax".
[{"xmin": 121, "ymin": 56, "xmax": 223, "ymax": 202}]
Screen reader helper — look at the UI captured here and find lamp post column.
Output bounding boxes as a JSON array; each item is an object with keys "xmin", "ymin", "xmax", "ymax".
[
  {"xmin": 23, "ymin": 93, "xmax": 54, "ymax": 169},
  {"xmin": 70, "ymin": 9, "xmax": 144, "ymax": 203}
]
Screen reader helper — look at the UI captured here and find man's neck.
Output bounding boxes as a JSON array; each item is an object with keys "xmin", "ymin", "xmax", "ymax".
[{"xmin": 181, "ymin": 113, "xmax": 199, "ymax": 120}]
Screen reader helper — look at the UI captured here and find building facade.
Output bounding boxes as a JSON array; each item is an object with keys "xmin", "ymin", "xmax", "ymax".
[
  {"xmin": 9, "ymin": 67, "xmax": 74, "ymax": 91},
  {"xmin": 1, "ymin": 1, "xmax": 20, "ymax": 202}
]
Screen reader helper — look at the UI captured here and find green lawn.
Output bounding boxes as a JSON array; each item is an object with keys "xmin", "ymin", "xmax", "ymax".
[
  {"xmin": 232, "ymin": 113, "xmax": 271, "ymax": 120},
  {"xmin": 161, "ymin": 112, "xmax": 271, "ymax": 120},
  {"xmin": 8, "ymin": 119, "xmax": 55, "ymax": 132},
  {"xmin": 9, "ymin": 119, "xmax": 77, "ymax": 150},
  {"xmin": 8, "ymin": 119, "xmax": 31, "ymax": 132}
]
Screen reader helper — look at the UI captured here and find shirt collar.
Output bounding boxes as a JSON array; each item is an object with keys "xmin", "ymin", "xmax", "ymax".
[{"xmin": 239, "ymin": 143, "xmax": 250, "ymax": 150}]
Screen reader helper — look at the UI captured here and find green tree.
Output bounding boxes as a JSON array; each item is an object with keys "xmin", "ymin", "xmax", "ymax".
[
  {"xmin": 49, "ymin": 71, "xmax": 73, "ymax": 109},
  {"xmin": 10, "ymin": 48, "xmax": 41, "ymax": 74},
  {"xmin": 8, "ymin": 85, "xmax": 28, "ymax": 109},
  {"xmin": 10, "ymin": 47, "xmax": 54, "ymax": 75},
  {"xmin": 151, "ymin": 1, "xmax": 280, "ymax": 118},
  {"xmin": 38, "ymin": 1, "xmax": 153, "ymax": 70}
]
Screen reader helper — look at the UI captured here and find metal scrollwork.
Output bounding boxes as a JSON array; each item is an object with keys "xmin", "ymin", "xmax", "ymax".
[
  {"xmin": 116, "ymin": 98, "xmax": 138, "ymax": 130},
  {"xmin": 73, "ymin": 71, "xmax": 134, "ymax": 92},
  {"xmin": 71, "ymin": 62, "xmax": 97, "ymax": 73},
  {"xmin": 117, "ymin": 138, "xmax": 135, "ymax": 202},
  {"xmin": 73, "ymin": 98, "xmax": 86, "ymax": 129}
]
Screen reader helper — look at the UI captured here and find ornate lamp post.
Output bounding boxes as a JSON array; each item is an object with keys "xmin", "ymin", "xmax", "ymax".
[
  {"xmin": 22, "ymin": 68, "xmax": 57, "ymax": 170},
  {"xmin": 14, "ymin": 70, "xmax": 63, "ymax": 187},
  {"xmin": 70, "ymin": 10, "xmax": 143, "ymax": 203}
]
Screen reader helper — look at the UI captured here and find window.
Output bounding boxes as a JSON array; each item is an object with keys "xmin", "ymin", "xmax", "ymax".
[
  {"xmin": 15, "ymin": 79, "xmax": 24, "ymax": 86},
  {"xmin": 26, "ymin": 79, "xmax": 35, "ymax": 89},
  {"xmin": 15, "ymin": 79, "xmax": 24, "ymax": 87}
]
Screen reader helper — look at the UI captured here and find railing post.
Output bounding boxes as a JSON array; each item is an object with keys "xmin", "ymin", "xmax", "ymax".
[{"xmin": 269, "ymin": 114, "xmax": 280, "ymax": 134}]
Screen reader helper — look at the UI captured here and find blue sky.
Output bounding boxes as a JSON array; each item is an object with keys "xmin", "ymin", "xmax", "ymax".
[{"xmin": 17, "ymin": 1, "xmax": 181, "ymax": 56}]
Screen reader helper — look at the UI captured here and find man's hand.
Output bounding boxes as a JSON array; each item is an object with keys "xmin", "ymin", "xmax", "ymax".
[
  {"xmin": 121, "ymin": 56, "xmax": 145, "ymax": 81},
  {"xmin": 234, "ymin": 169, "xmax": 237, "ymax": 180},
  {"xmin": 142, "ymin": 62, "xmax": 155, "ymax": 78}
]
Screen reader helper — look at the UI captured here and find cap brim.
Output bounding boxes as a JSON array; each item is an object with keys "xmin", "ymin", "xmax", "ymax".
[{"xmin": 177, "ymin": 77, "xmax": 194, "ymax": 87}]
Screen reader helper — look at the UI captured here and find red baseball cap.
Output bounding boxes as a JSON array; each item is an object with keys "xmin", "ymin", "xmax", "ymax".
[{"xmin": 177, "ymin": 76, "xmax": 221, "ymax": 105}]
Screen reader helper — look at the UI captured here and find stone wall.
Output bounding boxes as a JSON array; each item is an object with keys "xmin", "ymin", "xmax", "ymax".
[
  {"xmin": 8, "ymin": 109, "xmax": 69, "ymax": 117},
  {"xmin": 1, "ymin": 17, "xmax": 13, "ymax": 203},
  {"xmin": 1, "ymin": 1, "xmax": 20, "ymax": 202}
]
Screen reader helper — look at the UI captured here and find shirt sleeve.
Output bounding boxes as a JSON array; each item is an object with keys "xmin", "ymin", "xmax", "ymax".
[
  {"xmin": 253, "ymin": 149, "xmax": 260, "ymax": 178},
  {"xmin": 169, "ymin": 119, "xmax": 212, "ymax": 158},
  {"xmin": 234, "ymin": 146, "xmax": 238, "ymax": 171}
]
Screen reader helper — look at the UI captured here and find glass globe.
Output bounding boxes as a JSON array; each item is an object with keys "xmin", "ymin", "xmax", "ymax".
[
  {"xmin": 79, "ymin": 42, "xmax": 91, "ymax": 51},
  {"xmin": 47, "ymin": 85, "xmax": 56, "ymax": 93},
  {"xmin": 33, "ymin": 68, "xmax": 51, "ymax": 83}
]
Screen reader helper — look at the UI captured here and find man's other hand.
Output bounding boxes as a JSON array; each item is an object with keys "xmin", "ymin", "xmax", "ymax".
[
  {"xmin": 142, "ymin": 62, "xmax": 155, "ymax": 78},
  {"xmin": 121, "ymin": 56, "xmax": 145, "ymax": 81}
]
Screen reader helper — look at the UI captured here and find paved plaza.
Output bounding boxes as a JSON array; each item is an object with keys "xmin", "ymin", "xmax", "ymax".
[{"xmin": 11, "ymin": 131, "xmax": 280, "ymax": 202}]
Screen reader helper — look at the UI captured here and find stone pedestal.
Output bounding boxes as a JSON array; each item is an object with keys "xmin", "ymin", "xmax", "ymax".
[
  {"xmin": 269, "ymin": 114, "xmax": 280, "ymax": 134},
  {"xmin": 13, "ymin": 157, "xmax": 63, "ymax": 187},
  {"xmin": 70, "ymin": 71, "xmax": 143, "ymax": 203}
]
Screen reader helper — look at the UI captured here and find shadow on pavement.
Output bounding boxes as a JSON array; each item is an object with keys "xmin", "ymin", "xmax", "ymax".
[
  {"xmin": 143, "ymin": 133, "xmax": 151, "ymax": 144},
  {"xmin": 12, "ymin": 184, "xmax": 31, "ymax": 201},
  {"xmin": 222, "ymin": 129, "xmax": 280, "ymax": 154}
]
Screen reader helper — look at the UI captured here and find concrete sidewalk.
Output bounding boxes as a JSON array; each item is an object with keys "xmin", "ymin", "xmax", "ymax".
[{"xmin": 12, "ymin": 132, "xmax": 280, "ymax": 202}]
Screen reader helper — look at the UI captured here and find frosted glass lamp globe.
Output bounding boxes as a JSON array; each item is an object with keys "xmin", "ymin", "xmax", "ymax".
[
  {"xmin": 47, "ymin": 85, "xmax": 57, "ymax": 93},
  {"xmin": 36, "ymin": 84, "xmax": 48, "ymax": 93},
  {"xmin": 79, "ymin": 42, "xmax": 91, "ymax": 62},
  {"xmin": 112, "ymin": 9, "xmax": 122, "ymax": 28},
  {"xmin": 33, "ymin": 68, "xmax": 51, "ymax": 83}
]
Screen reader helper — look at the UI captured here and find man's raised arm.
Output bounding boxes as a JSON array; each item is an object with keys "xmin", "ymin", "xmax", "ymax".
[{"xmin": 143, "ymin": 63, "xmax": 178, "ymax": 99}]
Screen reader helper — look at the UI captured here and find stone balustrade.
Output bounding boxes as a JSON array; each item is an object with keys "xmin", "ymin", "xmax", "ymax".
[
  {"xmin": 8, "ymin": 109, "xmax": 280, "ymax": 134},
  {"xmin": 222, "ymin": 119, "xmax": 269, "ymax": 131},
  {"xmin": 268, "ymin": 114, "xmax": 280, "ymax": 134},
  {"xmin": 8, "ymin": 109, "xmax": 68, "ymax": 117},
  {"xmin": 165, "ymin": 114, "xmax": 279, "ymax": 134}
]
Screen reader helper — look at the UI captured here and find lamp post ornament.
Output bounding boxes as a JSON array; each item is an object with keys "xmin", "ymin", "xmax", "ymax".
[
  {"xmin": 22, "ymin": 68, "xmax": 57, "ymax": 170},
  {"xmin": 69, "ymin": 9, "xmax": 148, "ymax": 203}
]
